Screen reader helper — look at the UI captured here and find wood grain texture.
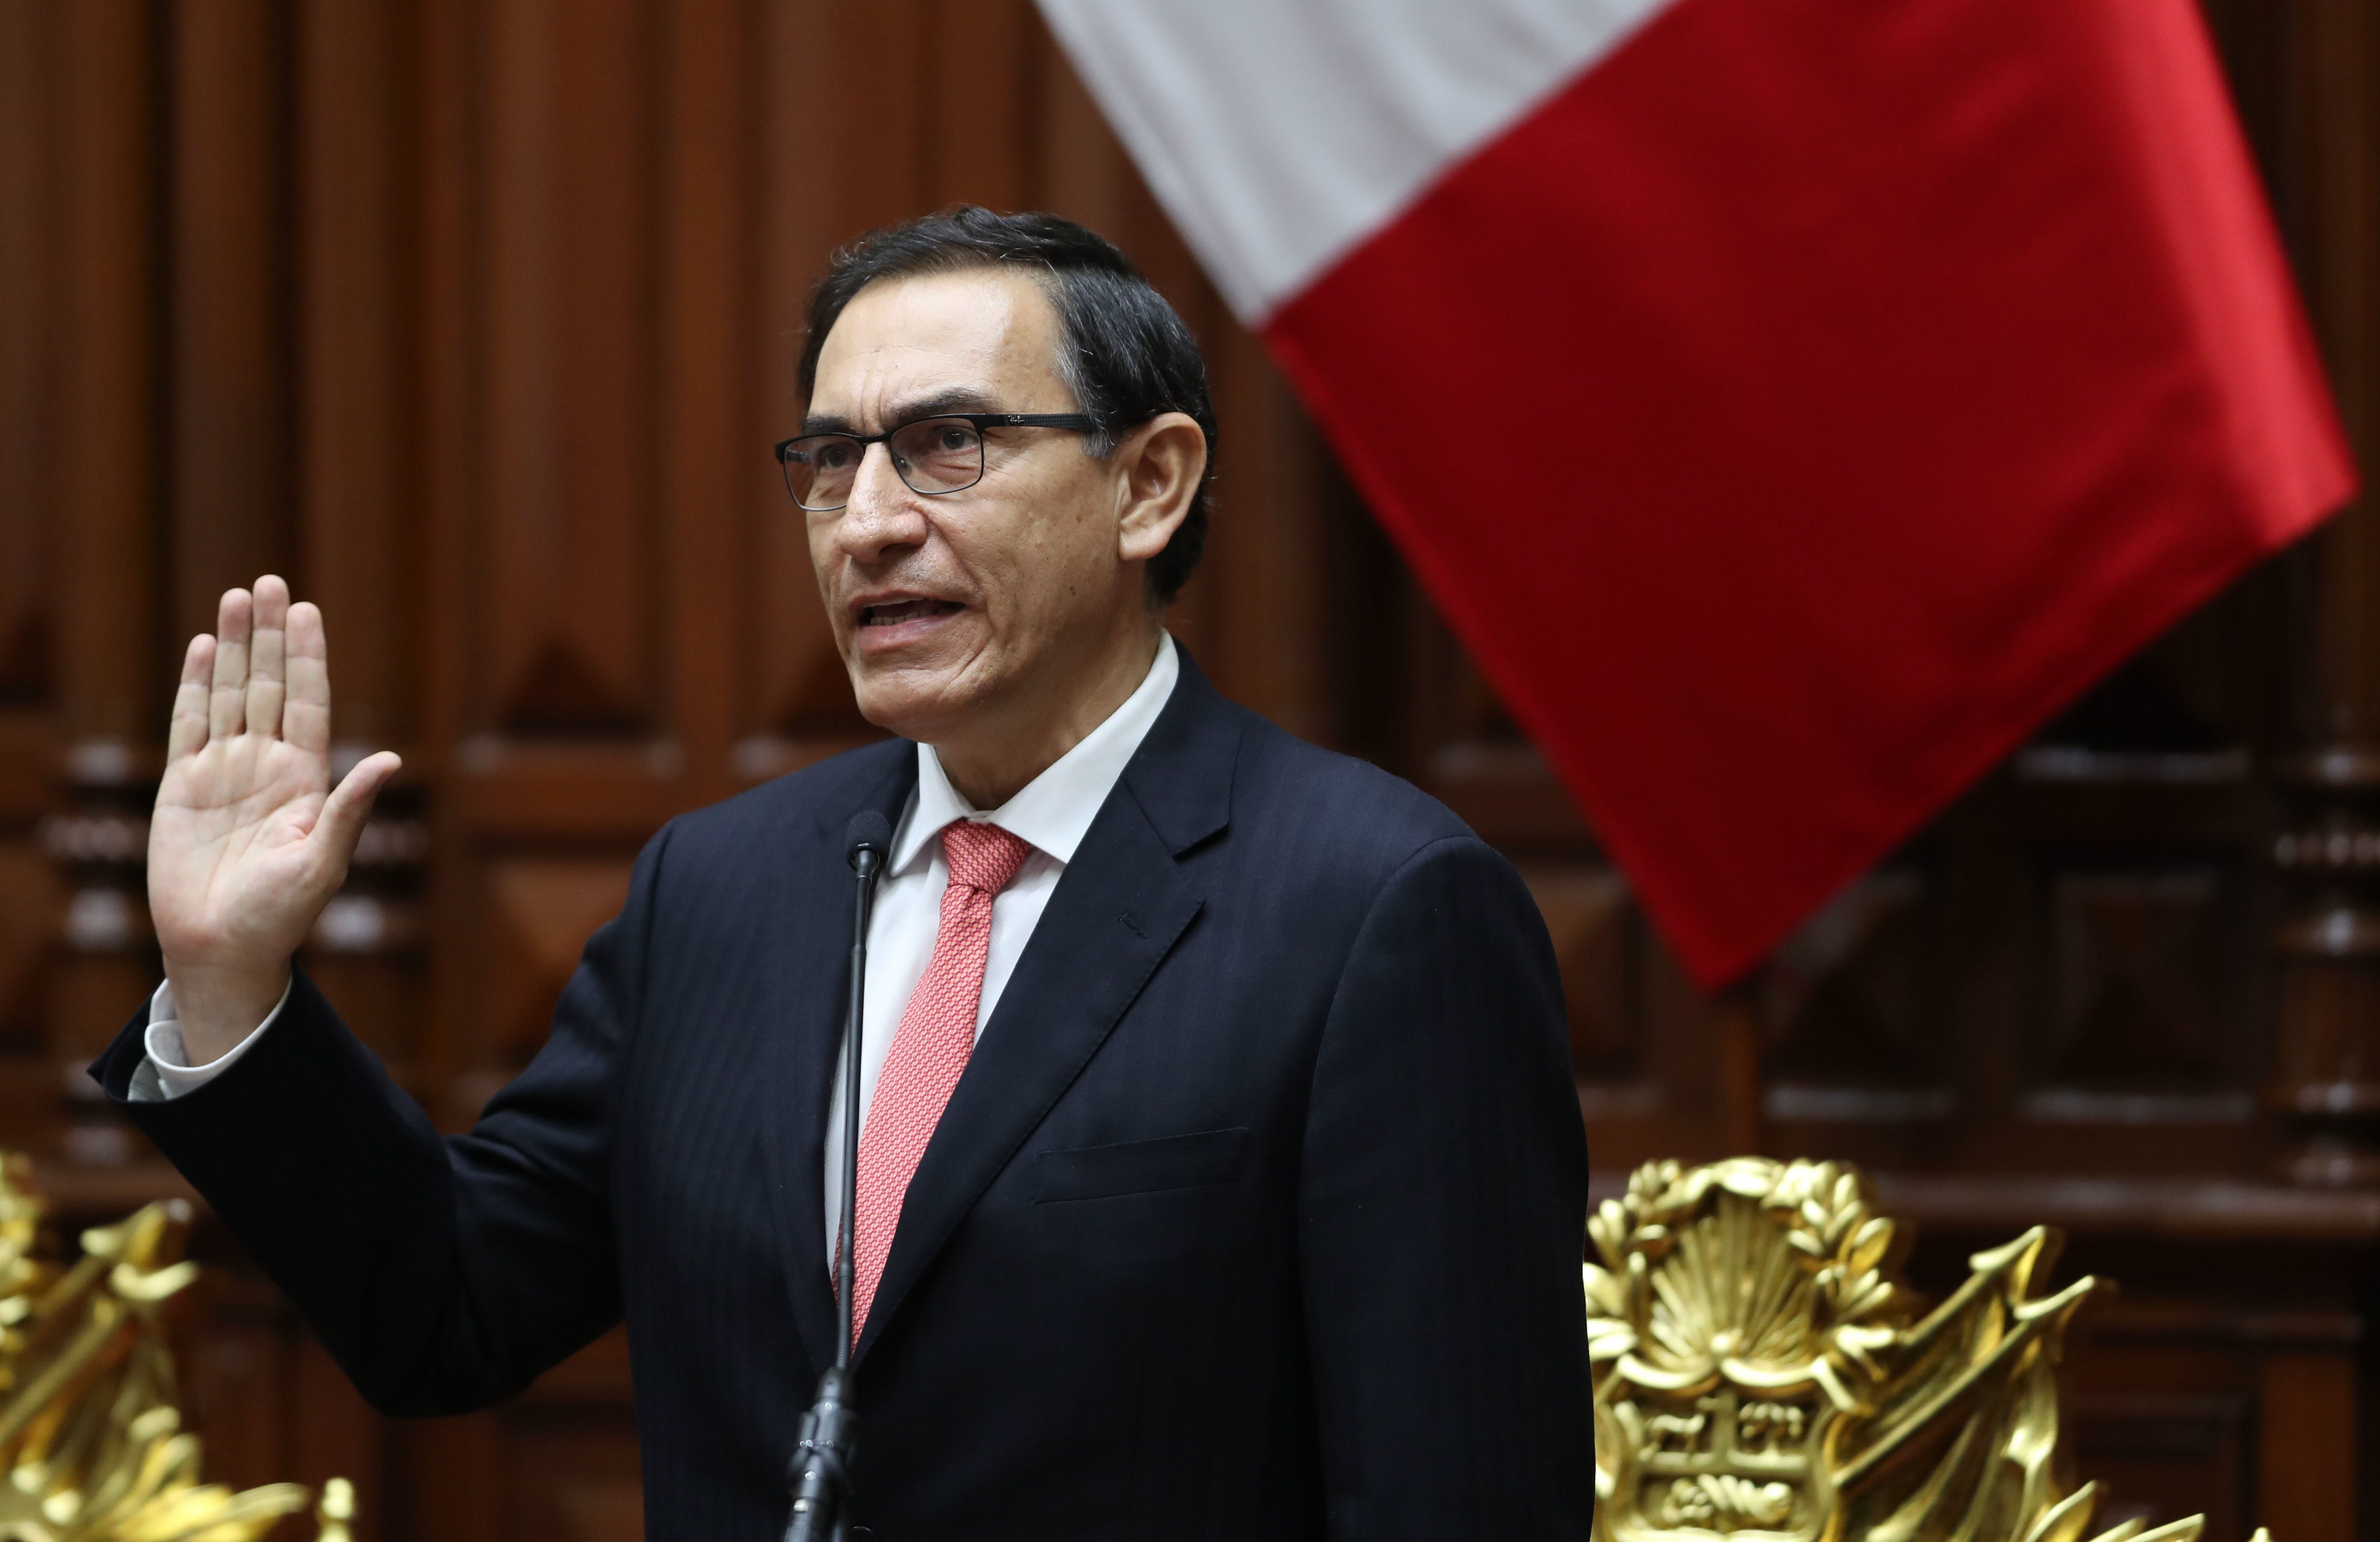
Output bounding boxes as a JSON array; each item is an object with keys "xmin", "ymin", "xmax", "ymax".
[
  {"xmin": 172, "ymin": 0, "xmax": 293, "ymax": 644},
  {"xmin": 481, "ymin": 0, "xmax": 659, "ymax": 736},
  {"xmin": 297, "ymin": 0, "xmax": 416, "ymax": 752},
  {"xmin": 0, "ymin": 0, "xmax": 50, "ymax": 706},
  {"xmin": 57, "ymin": 0, "xmax": 157, "ymax": 746}
]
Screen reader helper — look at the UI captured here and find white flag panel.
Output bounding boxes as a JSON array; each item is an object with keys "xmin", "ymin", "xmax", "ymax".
[{"xmin": 1036, "ymin": 0, "xmax": 1674, "ymax": 321}]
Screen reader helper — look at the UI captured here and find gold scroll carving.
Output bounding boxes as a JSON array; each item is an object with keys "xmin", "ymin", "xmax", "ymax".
[
  {"xmin": 1587, "ymin": 1157, "xmax": 2259, "ymax": 1542},
  {"xmin": 0, "ymin": 1153, "xmax": 347, "ymax": 1541}
]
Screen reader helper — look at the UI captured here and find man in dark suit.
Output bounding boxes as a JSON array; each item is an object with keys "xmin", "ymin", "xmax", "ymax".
[{"xmin": 93, "ymin": 208, "xmax": 1591, "ymax": 1537}]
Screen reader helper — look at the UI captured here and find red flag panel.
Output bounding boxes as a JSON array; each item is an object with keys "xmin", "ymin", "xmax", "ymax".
[{"xmin": 1264, "ymin": 0, "xmax": 2352, "ymax": 986}]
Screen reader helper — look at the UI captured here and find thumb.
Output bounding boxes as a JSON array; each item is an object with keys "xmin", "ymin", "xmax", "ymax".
[{"xmin": 314, "ymin": 751, "xmax": 402, "ymax": 871}]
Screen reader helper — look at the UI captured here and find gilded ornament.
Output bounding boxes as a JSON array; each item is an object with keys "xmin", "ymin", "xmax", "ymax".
[
  {"xmin": 1587, "ymin": 1158, "xmax": 2256, "ymax": 1542},
  {"xmin": 0, "ymin": 1154, "xmax": 347, "ymax": 1542}
]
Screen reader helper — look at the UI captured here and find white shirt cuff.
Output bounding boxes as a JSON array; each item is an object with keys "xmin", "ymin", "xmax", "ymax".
[{"xmin": 131, "ymin": 977, "xmax": 293, "ymax": 1102}]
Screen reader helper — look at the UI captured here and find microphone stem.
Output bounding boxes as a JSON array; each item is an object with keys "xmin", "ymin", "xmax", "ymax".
[
  {"xmin": 836, "ymin": 846, "xmax": 876, "ymax": 1364},
  {"xmin": 788, "ymin": 836, "xmax": 882, "ymax": 1542}
]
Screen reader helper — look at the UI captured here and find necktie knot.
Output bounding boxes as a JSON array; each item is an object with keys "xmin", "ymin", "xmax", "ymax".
[{"xmin": 940, "ymin": 819, "xmax": 1033, "ymax": 895}]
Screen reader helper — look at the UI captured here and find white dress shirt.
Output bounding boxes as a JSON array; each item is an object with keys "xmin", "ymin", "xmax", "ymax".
[{"xmin": 132, "ymin": 633, "xmax": 1183, "ymax": 1266}]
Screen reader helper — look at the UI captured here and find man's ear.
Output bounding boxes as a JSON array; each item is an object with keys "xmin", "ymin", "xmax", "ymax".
[{"xmin": 1114, "ymin": 412, "xmax": 1208, "ymax": 566}]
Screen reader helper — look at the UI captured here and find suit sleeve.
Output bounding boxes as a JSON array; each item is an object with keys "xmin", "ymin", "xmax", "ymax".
[
  {"xmin": 1300, "ymin": 834, "xmax": 1593, "ymax": 1539},
  {"xmin": 89, "ymin": 822, "xmax": 674, "ymax": 1417}
]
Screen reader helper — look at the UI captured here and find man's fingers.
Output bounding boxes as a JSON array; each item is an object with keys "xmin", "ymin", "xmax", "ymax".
[
  {"xmin": 208, "ymin": 587, "xmax": 253, "ymax": 740},
  {"xmin": 314, "ymin": 751, "xmax": 401, "ymax": 866},
  {"xmin": 247, "ymin": 575, "xmax": 290, "ymax": 742},
  {"xmin": 284, "ymin": 601, "xmax": 332, "ymax": 756},
  {"xmin": 168, "ymin": 635, "xmax": 215, "ymax": 764}
]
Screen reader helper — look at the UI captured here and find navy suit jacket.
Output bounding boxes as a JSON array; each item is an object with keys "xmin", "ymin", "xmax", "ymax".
[{"xmin": 95, "ymin": 655, "xmax": 1593, "ymax": 1539}]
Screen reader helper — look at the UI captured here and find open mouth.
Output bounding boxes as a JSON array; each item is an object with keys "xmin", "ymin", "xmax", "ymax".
[{"xmin": 858, "ymin": 598, "xmax": 962, "ymax": 627}]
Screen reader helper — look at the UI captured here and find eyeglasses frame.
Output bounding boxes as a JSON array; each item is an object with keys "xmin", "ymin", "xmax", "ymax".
[{"xmin": 773, "ymin": 411, "xmax": 1102, "ymax": 511}]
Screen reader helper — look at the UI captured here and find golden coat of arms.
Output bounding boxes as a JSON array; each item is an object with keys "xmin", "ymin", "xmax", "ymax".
[{"xmin": 1586, "ymin": 1158, "xmax": 2245, "ymax": 1542}]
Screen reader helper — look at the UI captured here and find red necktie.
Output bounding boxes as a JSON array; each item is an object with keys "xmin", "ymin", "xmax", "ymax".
[{"xmin": 847, "ymin": 819, "xmax": 1034, "ymax": 1348}]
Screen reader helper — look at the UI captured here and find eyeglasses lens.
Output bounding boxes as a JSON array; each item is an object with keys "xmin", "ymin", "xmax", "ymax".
[
  {"xmin": 889, "ymin": 418, "xmax": 984, "ymax": 495},
  {"xmin": 782, "ymin": 418, "xmax": 986, "ymax": 511},
  {"xmin": 782, "ymin": 436, "xmax": 859, "ymax": 511}
]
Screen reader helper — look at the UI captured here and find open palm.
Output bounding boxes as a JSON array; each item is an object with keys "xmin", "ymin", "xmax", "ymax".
[{"xmin": 149, "ymin": 577, "xmax": 399, "ymax": 1059}]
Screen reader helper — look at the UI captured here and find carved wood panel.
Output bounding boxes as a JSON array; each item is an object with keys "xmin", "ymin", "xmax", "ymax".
[{"xmin": 0, "ymin": 0, "xmax": 49, "ymax": 710}]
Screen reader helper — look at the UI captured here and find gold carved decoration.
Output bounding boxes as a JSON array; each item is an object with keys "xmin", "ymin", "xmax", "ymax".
[
  {"xmin": 0, "ymin": 1154, "xmax": 349, "ymax": 1541},
  {"xmin": 1587, "ymin": 1158, "xmax": 2258, "ymax": 1542}
]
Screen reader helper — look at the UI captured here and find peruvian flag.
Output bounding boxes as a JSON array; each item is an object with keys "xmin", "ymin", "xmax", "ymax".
[{"xmin": 1038, "ymin": 0, "xmax": 2354, "ymax": 987}]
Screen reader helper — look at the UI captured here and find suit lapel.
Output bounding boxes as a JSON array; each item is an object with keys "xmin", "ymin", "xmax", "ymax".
[
  {"xmin": 756, "ymin": 742, "xmax": 917, "ymax": 1381},
  {"xmin": 853, "ymin": 655, "xmax": 1240, "ymax": 1363}
]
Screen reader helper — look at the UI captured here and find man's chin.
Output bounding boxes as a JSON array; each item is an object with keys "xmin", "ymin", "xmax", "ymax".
[{"xmin": 847, "ymin": 669, "xmax": 986, "ymax": 743}]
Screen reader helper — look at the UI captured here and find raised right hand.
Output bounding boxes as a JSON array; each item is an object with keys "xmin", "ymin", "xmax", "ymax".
[{"xmin": 148, "ymin": 577, "xmax": 401, "ymax": 1064}]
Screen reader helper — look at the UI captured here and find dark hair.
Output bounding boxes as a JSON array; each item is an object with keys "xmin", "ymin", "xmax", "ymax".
[{"xmin": 798, "ymin": 207, "xmax": 1217, "ymax": 605}]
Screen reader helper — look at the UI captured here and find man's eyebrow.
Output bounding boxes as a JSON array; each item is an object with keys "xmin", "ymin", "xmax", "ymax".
[{"xmin": 797, "ymin": 387, "xmax": 1000, "ymax": 438}]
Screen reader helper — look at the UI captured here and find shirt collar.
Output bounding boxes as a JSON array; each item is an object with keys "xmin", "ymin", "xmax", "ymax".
[{"xmin": 892, "ymin": 632, "xmax": 1180, "ymax": 875}]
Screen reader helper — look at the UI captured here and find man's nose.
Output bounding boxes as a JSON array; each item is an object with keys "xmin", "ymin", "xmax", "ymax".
[{"xmin": 835, "ymin": 442, "xmax": 927, "ymax": 559}]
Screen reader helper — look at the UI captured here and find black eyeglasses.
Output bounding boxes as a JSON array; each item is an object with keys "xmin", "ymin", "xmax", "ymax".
[{"xmin": 773, "ymin": 412, "xmax": 1099, "ymax": 511}]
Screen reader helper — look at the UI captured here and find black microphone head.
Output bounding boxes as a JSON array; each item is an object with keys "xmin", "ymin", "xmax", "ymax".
[{"xmin": 845, "ymin": 811, "xmax": 892, "ymax": 870}]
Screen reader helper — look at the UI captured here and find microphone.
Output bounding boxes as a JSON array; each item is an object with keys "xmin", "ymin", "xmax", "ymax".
[{"xmin": 784, "ymin": 810, "xmax": 892, "ymax": 1542}]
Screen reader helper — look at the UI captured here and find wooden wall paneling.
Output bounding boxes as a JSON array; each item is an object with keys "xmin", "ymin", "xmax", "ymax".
[
  {"xmin": 1398, "ymin": 604, "xmax": 1591, "ymax": 847},
  {"xmin": 287, "ymin": 1336, "xmax": 390, "ymax": 1542},
  {"xmin": 827, "ymin": 0, "xmax": 929, "ymax": 240},
  {"xmin": 1029, "ymin": 23, "xmax": 1132, "ymax": 269},
  {"xmin": 176, "ymin": 1270, "xmax": 393, "ymax": 1542},
  {"xmin": 2063, "ymin": 1318, "xmax": 2266, "ymax": 1541},
  {"xmin": 0, "ymin": 0, "xmax": 50, "ymax": 709},
  {"xmin": 2068, "ymin": 1392, "xmax": 2250, "ymax": 1542},
  {"xmin": 57, "ymin": 0, "xmax": 159, "ymax": 753},
  {"xmin": 479, "ymin": 0, "xmax": 662, "ymax": 745},
  {"xmin": 294, "ymin": 0, "xmax": 427, "ymax": 1079},
  {"xmin": 48, "ymin": 0, "xmax": 163, "ymax": 1165},
  {"xmin": 1583, "ymin": 939, "xmax": 1722, "ymax": 1170},
  {"xmin": 2297, "ymin": 0, "xmax": 2380, "ymax": 746},
  {"xmin": 491, "ymin": 1333, "xmax": 643, "ymax": 1542},
  {"xmin": 2041, "ymin": 866, "xmax": 2237, "ymax": 1094},
  {"xmin": 661, "ymin": 0, "xmax": 754, "ymax": 812},
  {"xmin": 296, "ymin": 0, "xmax": 416, "ymax": 756},
  {"xmin": 735, "ymin": 0, "xmax": 867, "ymax": 775},
  {"xmin": 922, "ymin": 0, "xmax": 1034, "ymax": 215},
  {"xmin": 1758, "ymin": 866, "xmax": 1960, "ymax": 1171},
  {"xmin": 1885, "ymin": 1183, "xmax": 2380, "ymax": 1542},
  {"xmin": 172, "ymin": 0, "xmax": 293, "ymax": 641},
  {"xmin": 2258, "ymin": 1349, "xmax": 2359, "ymax": 1542},
  {"xmin": 1193, "ymin": 326, "xmax": 1332, "ymax": 741},
  {"xmin": 483, "ymin": 856, "xmax": 635, "ymax": 1069},
  {"xmin": 396, "ymin": 1334, "xmax": 638, "ymax": 1542},
  {"xmin": 496, "ymin": 1332, "xmax": 641, "ymax": 1541},
  {"xmin": 1022, "ymin": 19, "xmax": 1206, "ymax": 323},
  {"xmin": 2269, "ymin": 0, "xmax": 2380, "ymax": 1183},
  {"xmin": 0, "ymin": 0, "xmax": 57, "ymax": 1096},
  {"xmin": 176, "ymin": 1293, "xmax": 297, "ymax": 1494},
  {"xmin": 402, "ymin": 0, "xmax": 674, "ymax": 1514},
  {"xmin": 450, "ymin": 0, "xmax": 683, "ymax": 1101},
  {"xmin": 401, "ymin": 1411, "xmax": 506, "ymax": 1542},
  {"xmin": 0, "ymin": 847, "xmax": 59, "ymax": 1052},
  {"xmin": 1761, "ymin": 869, "xmax": 1933, "ymax": 1094},
  {"xmin": 418, "ymin": 0, "xmax": 483, "ymax": 1111}
]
